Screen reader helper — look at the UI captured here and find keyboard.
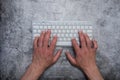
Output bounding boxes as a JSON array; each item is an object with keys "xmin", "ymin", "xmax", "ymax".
[{"xmin": 32, "ymin": 21, "xmax": 93, "ymax": 46}]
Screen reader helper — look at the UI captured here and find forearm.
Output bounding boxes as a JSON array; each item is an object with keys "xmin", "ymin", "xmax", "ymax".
[
  {"xmin": 21, "ymin": 64, "xmax": 45, "ymax": 80},
  {"xmin": 83, "ymin": 65, "xmax": 104, "ymax": 80}
]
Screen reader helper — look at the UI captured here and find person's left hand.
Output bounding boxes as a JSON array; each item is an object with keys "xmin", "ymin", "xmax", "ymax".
[
  {"xmin": 21, "ymin": 30, "xmax": 62, "ymax": 80},
  {"xmin": 32, "ymin": 30, "xmax": 62, "ymax": 72}
]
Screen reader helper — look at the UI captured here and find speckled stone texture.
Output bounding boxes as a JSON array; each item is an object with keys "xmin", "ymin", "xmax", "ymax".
[{"xmin": 0, "ymin": 0, "xmax": 120, "ymax": 80}]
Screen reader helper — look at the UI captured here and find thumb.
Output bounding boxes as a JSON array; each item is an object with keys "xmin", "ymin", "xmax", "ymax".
[
  {"xmin": 65, "ymin": 51, "xmax": 76, "ymax": 66},
  {"xmin": 53, "ymin": 49, "xmax": 62, "ymax": 63}
]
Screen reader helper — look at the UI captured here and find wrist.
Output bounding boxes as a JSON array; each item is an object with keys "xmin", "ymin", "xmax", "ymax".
[
  {"xmin": 83, "ymin": 63, "xmax": 98, "ymax": 73},
  {"xmin": 30, "ymin": 63, "xmax": 45, "ymax": 74},
  {"xmin": 21, "ymin": 64, "xmax": 45, "ymax": 80},
  {"xmin": 83, "ymin": 64, "xmax": 104, "ymax": 80}
]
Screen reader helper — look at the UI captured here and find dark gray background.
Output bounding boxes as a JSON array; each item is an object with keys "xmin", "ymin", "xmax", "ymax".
[{"xmin": 0, "ymin": 0, "xmax": 120, "ymax": 80}]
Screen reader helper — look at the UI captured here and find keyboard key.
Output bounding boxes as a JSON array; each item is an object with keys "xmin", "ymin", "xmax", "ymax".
[
  {"xmin": 70, "ymin": 30, "xmax": 73, "ymax": 33},
  {"xmin": 33, "ymin": 30, "xmax": 37, "ymax": 33},
  {"xmin": 33, "ymin": 26, "xmax": 39, "ymax": 29},
  {"xmin": 77, "ymin": 26, "xmax": 79, "ymax": 29},
  {"xmin": 65, "ymin": 34, "xmax": 68, "ymax": 37},
  {"xmin": 81, "ymin": 26, "xmax": 84, "ymax": 29},
  {"xmin": 88, "ymin": 34, "xmax": 92, "ymax": 37},
  {"xmin": 56, "ymin": 26, "xmax": 59, "ymax": 29},
  {"xmin": 44, "ymin": 26, "xmax": 47, "ymax": 29},
  {"xmin": 68, "ymin": 26, "xmax": 72, "ymax": 29},
  {"xmin": 89, "ymin": 26, "xmax": 92, "ymax": 29},
  {"xmin": 62, "ymin": 30, "xmax": 65, "ymax": 33},
  {"xmin": 75, "ymin": 30, "xmax": 77, "ymax": 32},
  {"xmin": 65, "ymin": 26, "xmax": 67, "ymax": 29},
  {"xmin": 39, "ymin": 26, "xmax": 43, "ymax": 29},
  {"xmin": 33, "ymin": 34, "xmax": 39, "ymax": 37},
  {"xmin": 58, "ymin": 30, "xmax": 61, "ymax": 33},
  {"xmin": 52, "ymin": 26, "xmax": 55, "ymax": 29},
  {"xmin": 38, "ymin": 30, "xmax": 41, "ymax": 33},
  {"xmin": 63, "ymin": 38, "xmax": 66, "ymax": 41},
  {"xmin": 69, "ymin": 34, "xmax": 73, "ymax": 37},
  {"xmin": 48, "ymin": 26, "xmax": 51, "ymax": 29},
  {"xmin": 67, "ymin": 30, "xmax": 70, "ymax": 33},
  {"xmin": 61, "ymin": 34, "xmax": 64, "ymax": 37},
  {"xmin": 54, "ymin": 30, "xmax": 57, "ymax": 33},
  {"xmin": 87, "ymin": 30, "xmax": 92, "ymax": 33},
  {"xmin": 83, "ymin": 30, "xmax": 86, "ymax": 33},
  {"xmin": 59, "ymin": 38, "xmax": 62, "ymax": 41},
  {"xmin": 58, "ymin": 34, "xmax": 60, "ymax": 37},
  {"xmin": 73, "ymin": 26, "xmax": 76, "ymax": 29}
]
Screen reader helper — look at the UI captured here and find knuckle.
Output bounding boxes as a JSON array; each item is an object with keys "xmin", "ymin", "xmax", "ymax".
[
  {"xmin": 72, "ymin": 42, "xmax": 75, "ymax": 45},
  {"xmin": 44, "ymin": 38, "xmax": 48, "ymax": 42},
  {"xmin": 52, "ymin": 43, "xmax": 55, "ymax": 47},
  {"xmin": 50, "ymin": 45, "xmax": 54, "ymax": 50},
  {"xmin": 95, "ymin": 47, "xmax": 98, "ymax": 49},
  {"xmin": 82, "ymin": 41, "xmax": 85, "ymax": 44},
  {"xmin": 72, "ymin": 38, "xmax": 75, "ymax": 41},
  {"xmin": 47, "ymin": 35, "xmax": 50, "ymax": 38},
  {"xmin": 81, "ymin": 36, "xmax": 84, "ymax": 40},
  {"xmin": 39, "ymin": 38, "xmax": 42, "ymax": 42},
  {"xmin": 83, "ymin": 48, "xmax": 88, "ymax": 52},
  {"xmin": 92, "ymin": 48, "xmax": 97, "ymax": 52},
  {"xmin": 73, "ymin": 40, "xmax": 76, "ymax": 44},
  {"xmin": 71, "ymin": 63, "xmax": 76, "ymax": 66},
  {"xmin": 52, "ymin": 41, "xmax": 56, "ymax": 45},
  {"xmin": 53, "ymin": 39, "xmax": 56, "ymax": 43},
  {"xmin": 46, "ymin": 35, "xmax": 49, "ymax": 39},
  {"xmin": 82, "ymin": 39, "xmax": 85, "ymax": 42}
]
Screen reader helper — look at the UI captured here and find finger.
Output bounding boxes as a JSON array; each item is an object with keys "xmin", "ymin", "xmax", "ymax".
[
  {"xmin": 33, "ymin": 37, "xmax": 39, "ymax": 49},
  {"xmin": 84, "ymin": 33, "xmax": 92, "ymax": 48},
  {"xmin": 53, "ymin": 49, "xmax": 62, "ymax": 63},
  {"xmin": 38, "ymin": 31, "xmax": 45, "ymax": 47},
  {"xmin": 79, "ymin": 31, "xmax": 86, "ymax": 48},
  {"xmin": 43, "ymin": 30, "xmax": 51, "ymax": 47},
  {"xmin": 65, "ymin": 51, "xmax": 76, "ymax": 65},
  {"xmin": 72, "ymin": 38, "xmax": 80, "ymax": 53},
  {"xmin": 93, "ymin": 40, "xmax": 98, "ymax": 50},
  {"xmin": 49, "ymin": 36, "xmax": 57, "ymax": 52}
]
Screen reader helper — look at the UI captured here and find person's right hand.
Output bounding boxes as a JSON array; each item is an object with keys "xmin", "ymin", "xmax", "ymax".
[
  {"xmin": 66, "ymin": 31, "xmax": 104, "ymax": 80},
  {"xmin": 66, "ymin": 31, "xmax": 98, "ymax": 70}
]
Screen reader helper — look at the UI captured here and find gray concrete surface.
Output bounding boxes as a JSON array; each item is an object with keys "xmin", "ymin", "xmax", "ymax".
[{"xmin": 0, "ymin": 0, "xmax": 120, "ymax": 80}]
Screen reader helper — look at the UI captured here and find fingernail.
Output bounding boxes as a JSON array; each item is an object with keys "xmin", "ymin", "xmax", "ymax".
[
  {"xmin": 80, "ymin": 29, "xmax": 82, "ymax": 32},
  {"xmin": 60, "ymin": 49, "xmax": 63, "ymax": 51},
  {"xmin": 54, "ymin": 35, "xmax": 57, "ymax": 37},
  {"xmin": 40, "ymin": 31, "xmax": 43, "ymax": 34},
  {"xmin": 35, "ymin": 36, "xmax": 38, "ymax": 38},
  {"xmin": 85, "ymin": 33, "xmax": 87, "ymax": 35},
  {"xmin": 92, "ymin": 39, "xmax": 94, "ymax": 41},
  {"xmin": 54, "ymin": 35, "xmax": 58, "ymax": 39},
  {"xmin": 43, "ymin": 31, "xmax": 45, "ymax": 33},
  {"xmin": 72, "ymin": 37, "xmax": 75, "ymax": 40},
  {"xmin": 80, "ymin": 31, "xmax": 83, "ymax": 34},
  {"xmin": 48, "ymin": 29, "xmax": 51, "ymax": 32},
  {"xmin": 66, "ymin": 49, "xmax": 69, "ymax": 52},
  {"xmin": 93, "ymin": 39, "xmax": 96, "ymax": 41},
  {"xmin": 79, "ymin": 30, "xmax": 82, "ymax": 33}
]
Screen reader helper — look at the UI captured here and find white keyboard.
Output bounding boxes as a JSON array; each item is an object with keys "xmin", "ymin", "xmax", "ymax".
[{"xmin": 32, "ymin": 21, "xmax": 93, "ymax": 46}]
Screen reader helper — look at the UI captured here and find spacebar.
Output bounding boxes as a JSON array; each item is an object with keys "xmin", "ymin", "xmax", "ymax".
[{"xmin": 56, "ymin": 42, "xmax": 72, "ymax": 46}]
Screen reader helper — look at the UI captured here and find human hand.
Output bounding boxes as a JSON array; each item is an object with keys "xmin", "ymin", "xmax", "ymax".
[
  {"xmin": 32, "ymin": 30, "xmax": 62, "ymax": 71},
  {"xmin": 21, "ymin": 30, "xmax": 62, "ymax": 80},
  {"xmin": 66, "ymin": 31, "xmax": 98, "ymax": 70},
  {"xmin": 66, "ymin": 31, "xmax": 103, "ymax": 80}
]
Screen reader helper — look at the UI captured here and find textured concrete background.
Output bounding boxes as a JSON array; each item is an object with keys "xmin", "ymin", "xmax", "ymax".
[{"xmin": 0, "ymin": 0, "xmax": 120, "ymax": 80}]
